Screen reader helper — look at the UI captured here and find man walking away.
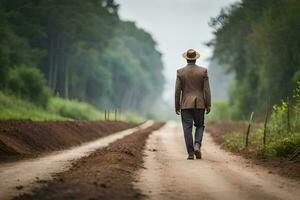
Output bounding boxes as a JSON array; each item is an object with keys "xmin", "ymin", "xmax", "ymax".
[{"xmin": 175, "ymin": 49, "xmax": 211, "ymax": 160}]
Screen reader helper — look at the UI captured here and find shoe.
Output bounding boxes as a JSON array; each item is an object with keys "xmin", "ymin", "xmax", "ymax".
[
  {"xmin": 187, "ymin": 154, "xmax": 194, "ymax": 160},
  {"xmin": 194, "ymin": 143, "xmax": 202, "ymax": 159}
]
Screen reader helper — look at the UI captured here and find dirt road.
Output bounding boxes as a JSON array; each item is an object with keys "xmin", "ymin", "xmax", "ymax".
[
  {"xmin": 0, "ymin": 121, "xmax": 154, "ymax": 200},
  {"xmin": 135, "ymin": 122, "xmax": 300, "ymax": 200}
]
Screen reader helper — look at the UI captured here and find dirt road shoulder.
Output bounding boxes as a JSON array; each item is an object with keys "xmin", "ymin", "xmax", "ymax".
[
  {"xmin": 15, "ymin": 121, "xmax": 164, "ymax": 200},
  {"xmin": 206, "ymin": 121, "xmax": 300, "ymax": 180}
]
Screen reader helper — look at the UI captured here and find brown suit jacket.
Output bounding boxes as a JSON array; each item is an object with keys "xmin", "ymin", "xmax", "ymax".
[{"xmin": 175, "ymin": 63, "xmax": 211, "ymax": 111}]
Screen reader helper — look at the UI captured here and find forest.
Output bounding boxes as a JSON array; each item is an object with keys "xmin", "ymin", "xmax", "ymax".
[
  {"xmin": 207, "ymin": 0, "xmax": 300, "ymax": 160},
  {"xmin": 0, "ymin": 0, "xmax": 164, "ymax": 119},
  {"xmin": 209, "ymin": 0, "xmax": 300, "ymax": 119}
]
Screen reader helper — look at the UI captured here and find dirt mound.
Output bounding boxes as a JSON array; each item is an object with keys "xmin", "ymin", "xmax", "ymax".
[
  {"xmin": 15, "ymin": 122, "xmax": 164, "ymax": 200},
  {"xmin": 0, "ymin": 120, "xmax": 136, "ymax": 162}
]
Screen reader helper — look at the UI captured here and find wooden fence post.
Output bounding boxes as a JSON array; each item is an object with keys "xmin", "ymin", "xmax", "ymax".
[
  {"xmin": 245, "ymin": 112, "xmax": 254, "ymax": 148},
  {"xmin": 263, "ymin": 105, "xmax": 269, "ymax": 147},
  {"xmin": 115, "ymin": 109, "xmax": 117, "ymax": 121},
  {"xmin": 104, "ymin": 110, "xmax": 107, "ymax": 121},
  {"xmin": 287, "ymin": 96, "xmax": 290, "ymax": 132}
]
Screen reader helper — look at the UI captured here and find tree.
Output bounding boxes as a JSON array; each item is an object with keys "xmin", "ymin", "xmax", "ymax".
[
  {"xmin": 209, "ymin": 0, "xmax": 300, "ymax": 118},
  {"xmin": 0, "ymin": 0, "xmax": 165, "ymax": 115}
]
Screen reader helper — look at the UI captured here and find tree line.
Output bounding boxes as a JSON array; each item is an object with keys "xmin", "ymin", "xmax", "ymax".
[
  {"xmin": 0, "ymin": 0, "xmax": 164, "ymax": 114},
  {"xmin": 209, "ymin": 0, "xmax": 300, "ymax": 119}
]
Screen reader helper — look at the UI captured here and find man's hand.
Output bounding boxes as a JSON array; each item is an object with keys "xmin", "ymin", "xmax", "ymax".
[
  {"xmin": 206, "ymin": 107, "xmax": 211, "ymax": 114},
  {"xmin": 176, "ymin": 110, "xmax": 181, "ymax": 115}
]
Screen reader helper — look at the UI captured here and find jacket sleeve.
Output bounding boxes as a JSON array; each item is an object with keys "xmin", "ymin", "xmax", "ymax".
[
  {"xmin": 175, "ymin": 71, "xmax": 182, "ymax": 111},
  {"xmin": 204, "ymin": 69, "xmax": 211, "ymax": 108}
]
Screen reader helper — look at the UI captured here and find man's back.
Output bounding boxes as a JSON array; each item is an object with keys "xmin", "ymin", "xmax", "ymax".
[
  {"xmin": 175, "ymin": 63, "xmax": 211, "ymax": 110},
  {"xmin": 175, "ymin": 48, "xmax": 211, "ymax": 160}
]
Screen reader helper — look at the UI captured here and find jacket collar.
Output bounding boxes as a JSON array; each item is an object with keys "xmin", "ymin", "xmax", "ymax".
[{"xmin": 187, "ymin": 63, "xmax": 196, "ymax": 67}]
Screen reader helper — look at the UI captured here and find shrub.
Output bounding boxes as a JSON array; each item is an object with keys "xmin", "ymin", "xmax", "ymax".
[
  {"xmin": 207, "ymin": 100, "xmax": 231, "ymax": 122},
  {"xmin": 264, "ymin": 134, "xmax": 300, "ymax": 157},
  {"xmin": 219, "ymin": 83, "xmax": 300, "ymax": 159},
  {"xmin": 268, "ymin": 101, "xmax": 288, "ymax": 134},
  {"xmin": 48, "ymin": 97, "xmax": 103, "ymax": 120},
  {"xmin": 7, "ymin": 65, "xmax": 51, "ymax": 107},
  {"xmin": 121, "ymin": 111, "xmax": 145, "ymax": 123},
  {"xmin": 223, "ymin": 131, "xmax": 245, "ymax": 151},
  {"xmin": 292, "ymin": 82, "xmax": 300, "ymax": 131},
  {"xmin": 0, "ymin": 91, "xmax": 64, "ymax": 120},
  {"xmin": 268, "ymin": 82, "xmax": 300, "ymax": 134},
  {"xmin": 273, "ymin": 135, "xmax": 300, "ymax": 157}
]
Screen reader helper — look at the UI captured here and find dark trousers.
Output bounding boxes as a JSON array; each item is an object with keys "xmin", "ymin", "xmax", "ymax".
[{"xmin": 181, "ymin": 109, "xmax": 205, "ymax": 156}]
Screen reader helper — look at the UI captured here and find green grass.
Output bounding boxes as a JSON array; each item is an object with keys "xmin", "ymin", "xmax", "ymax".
[
  {"xmin": 221, "ymin": 84, "xmax": 300, "ymax": 159},
  {"xmin": 207, "ymin": 100, "xmax": 231, "ymax": 122},
  {"xmin": 0, "ymin": 91, "xmax": 145, "ymax": 122},
  {"xmin": 223, "ymin": 131, "xmax": 245, "ymax": 152},
  {"xmin": 48, "ymin": 97, "xmax": 104, "ymax": 120},
  {"xmin": 120, "ymin": 111, "xmax": 145, "ymax": 123},
  {"xmin": 223, "ymin": 128, "xmax": 300, "ymax": 158},
  {"xmin": 0, "ymin": 91, "xmax": 65, "ymax": 120},
  {"xmin": 48, "ymin": 98, "xmax": 145, "ymax": 122},
  {"xmin": 0, "ymin": 91, "xmax": 104, "ymax": 120}
]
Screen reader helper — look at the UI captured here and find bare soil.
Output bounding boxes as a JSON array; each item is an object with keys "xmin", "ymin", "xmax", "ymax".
[
  {"xmin": 0, "ymin": 120, "xmax": 136, "ymax": 163},
  {"xmin": 206, "ymin": 120, "xmax": 300, "ymax": 180},
  {"xmin": 14, "ymin": 122, "xmax": 164, "ymax": 200},
  {"xmin": 135, "ymin": 122, "xmax": 300, "ymax": 200}
]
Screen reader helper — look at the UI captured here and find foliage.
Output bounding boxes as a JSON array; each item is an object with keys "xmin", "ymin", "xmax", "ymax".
[
  {"xmin": 268, "ymin": 82, "xmax": 300, "ymax": 133},
  {"xmin": 266, "ymin": 134, "xmax": 300, "ymax": 157},
  {"xmin": 268, "ymin": 101, "xmax": 288, "ymax": 134},
  {"xmin": 223, "ymin": 83, "xmax": 300, "ymax": 158},
  {"xmin": 223, "ymin": 131, "xmax": 245, "ymax": 152},
  {"xmin": 120, "ymin": 111, "xmax": 145, "ymax": 123},
  {"xmin": 7, "ymin": 66, "xmax": 51, "ymax": 107},
  {"xmin": 0, "ymin": 91, "xmax": 65, "ymax": 120},
  {"xmin": 292, "ymin": 82, "xmax": 300, "ymax": 131},
  {"xmin": 100, "ymin": 21, "xmax": 164, "ymax": 113},
  {"xmin": 209, "ymin": 0, "xmax": 300, "ymax": 118},
  {"xmin": 48, "ymin": 97, "xmax": 104, "ymax": 120},
  {"xmin": 0, "ymin": 0, "xmax": 164, "ymax": 116},
  {"xmin": 223, "ymin": 127, "xmax": 300, "ymax": 158},
  {"xmin": 0, "ymin": 91, "xmax": 146, "ymax": 121},
  {"xmin": 207, "ymin": 100, "xmax": 231, "ymax": 122}
]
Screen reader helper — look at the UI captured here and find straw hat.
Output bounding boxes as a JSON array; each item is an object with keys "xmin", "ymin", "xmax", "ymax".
[{"xmin": 182, "ymin": 49, "xmax": 200, "ymax": 60}]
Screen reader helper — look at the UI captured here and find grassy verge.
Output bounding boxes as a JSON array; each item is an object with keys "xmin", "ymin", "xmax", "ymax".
[
  {"xmin": 209, "ymin": 83, "xmax": 300, "ymax": 159},
  {"xmin": 119, "ymin": 111, "xmax": 145, "ymax": 123},
  {"xmin": 207, "ymin": 120, "xmax": 300, "ymax": 180},
  {"xmin": 208, "ymin": 120, "xmax": 300, "ymax": 160},
  {"xmin": 223, "ymin": 127, "xmax": 300, "ymax": 159},
  {"xmin": 48, "ymin": 97, "xmax": 104, "ymax": 120},
  {"xmin": 0, "ymin": 91, "xmax": 145, "ymax": 122},
  {"xmin": 0, "ymin": 92, "xmax": 65, "ymax": 120},
  {"xmin": 206, "ymin": 100, "xmax": 231, "ymax": 122}
]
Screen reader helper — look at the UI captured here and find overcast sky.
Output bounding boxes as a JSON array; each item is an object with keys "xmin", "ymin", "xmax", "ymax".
[{"xmin": 115, "ymin": 0, "xmax": 238, "ymax": 104}]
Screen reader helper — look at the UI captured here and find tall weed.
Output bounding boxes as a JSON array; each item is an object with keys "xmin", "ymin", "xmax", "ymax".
[{"xmin": 223, "ymin": 82, "xmax": 300, "ymax": 158}]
